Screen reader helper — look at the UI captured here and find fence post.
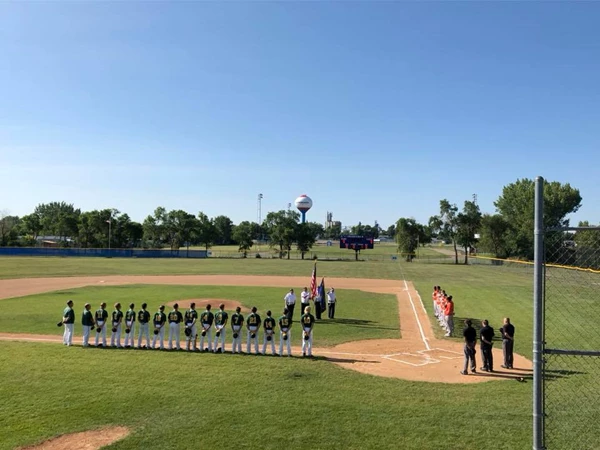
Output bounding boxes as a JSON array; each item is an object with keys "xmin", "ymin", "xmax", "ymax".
[{"xmin": 533, "ymin": 176, "xmax": 545, "ymax": 450}]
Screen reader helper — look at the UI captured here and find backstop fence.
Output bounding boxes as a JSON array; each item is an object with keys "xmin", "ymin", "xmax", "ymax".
[
  {"xmin": 533, "ymin": 177, "xmax": 600, "ymax": 450},
  {"xmin": 0, "ymin": 247, "xmax": 208, "ymax": 258}
]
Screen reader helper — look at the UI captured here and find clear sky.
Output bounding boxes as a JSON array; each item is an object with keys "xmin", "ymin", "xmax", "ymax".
[{"xmin": 1, "ymin": 2, "xmax": 599, "ymax": 229}]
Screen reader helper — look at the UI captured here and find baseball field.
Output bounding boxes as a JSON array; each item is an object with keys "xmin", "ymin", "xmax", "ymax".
[{"xmin": 0, "ymin": 255, "xmax": 566, "ymax": 450}]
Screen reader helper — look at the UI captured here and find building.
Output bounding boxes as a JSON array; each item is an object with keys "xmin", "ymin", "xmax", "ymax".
[{"xmin": 325, "ymin": 211, "xmax": 342, "ymax": 230}]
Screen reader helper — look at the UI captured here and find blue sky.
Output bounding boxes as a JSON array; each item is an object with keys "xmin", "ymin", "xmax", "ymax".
[{"xmin": 1, "ymin": 2, "xmax": 599, "ymax": 229}]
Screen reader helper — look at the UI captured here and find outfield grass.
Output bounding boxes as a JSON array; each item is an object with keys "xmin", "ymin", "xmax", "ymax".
[
  {"xmin": 0, "ymin": 285, "xmax": 399, "ymax": 347},
  {"xmin": 0, "ymin": 341, "xmax": 532, "ymax": 450}
]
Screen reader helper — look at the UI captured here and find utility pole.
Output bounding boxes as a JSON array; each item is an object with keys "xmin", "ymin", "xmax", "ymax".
[{"xmin": 257, "ymin": 193, "xmax": 263, "ymax": 251}]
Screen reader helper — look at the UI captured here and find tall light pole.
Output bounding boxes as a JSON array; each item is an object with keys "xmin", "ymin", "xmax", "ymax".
[
  {"xmin": 257, "ymin": 194, "xmax": 263, "ymax": 250},
  {"xmin": 106, "ymin": 218, "xmax": 112, "ymax": 256}
]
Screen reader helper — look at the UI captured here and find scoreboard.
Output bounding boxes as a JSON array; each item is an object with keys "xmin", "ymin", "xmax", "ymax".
[{"xmin": 339, "ymin": 235, "xmax": 374, "ymax": 250}]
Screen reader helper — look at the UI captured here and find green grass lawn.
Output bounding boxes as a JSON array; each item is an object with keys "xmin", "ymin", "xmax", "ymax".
[
  {"xmin": 0, "ymin": 341, "xmax": 532, "ymax": 450},
  {"xmin": 0, "ymin": 285, "xmax": 399, "ymax": 347}
]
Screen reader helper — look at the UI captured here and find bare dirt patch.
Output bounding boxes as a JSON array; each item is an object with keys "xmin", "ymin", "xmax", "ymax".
[
  {"xmin": 166, "ymin": 298, "xmax": 249, "ymax": 312},
  {"xmin": 20, "ymin": 426, "xmax": 129, "ymax": 450},
  {"xmin": 0, "ymin": 275, "xmax": 532, "ymax": 384}
]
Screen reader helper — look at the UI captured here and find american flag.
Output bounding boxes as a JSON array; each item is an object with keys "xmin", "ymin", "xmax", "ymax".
[{"xmin": 310, "ymin": 262, "xmax": 317, "ymax": 299}]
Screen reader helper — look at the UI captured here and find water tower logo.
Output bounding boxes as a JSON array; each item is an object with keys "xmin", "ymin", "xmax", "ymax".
[{"xmin": 294, "ymin": 194, "xmax": 313, "ymax": 223}]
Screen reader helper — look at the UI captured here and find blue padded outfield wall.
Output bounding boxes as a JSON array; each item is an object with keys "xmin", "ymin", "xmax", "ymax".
[{"xmin": 0, "ymin": 248, "xmax": 208, "ymax": 258}]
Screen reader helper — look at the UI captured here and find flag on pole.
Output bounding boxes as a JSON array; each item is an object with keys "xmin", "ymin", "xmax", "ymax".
[
  {"xmin": 310, "ymin": 262, "xmax": 317, "ymax": 299},
  {"xmin": 317, "ymin": 277, "xmax": 326, "ymax": 313}
]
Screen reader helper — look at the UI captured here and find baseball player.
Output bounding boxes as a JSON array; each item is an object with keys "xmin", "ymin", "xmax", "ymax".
[
  {"xmin": 278, "ymin": 308, "xmax": 292, "ymax": 356},
  {"xmin": 327, "ymin": 288, "xmax": 336, "ymax": 319},
  {"xmin": 184, "ymin": 302, "xmax": 198, "ymax": 352},
  {"xmin": 81, "ymin": 303, "xmax": 94, "ymax": 347},
  {"xmin": 284, "ymin": 289, "xmax": 296, "ymax": 320},
  {"xmin": 213, "ymin": 304, "xmax": 228, "ymax": 353},
  {"xmin": 231, "ymin": 306, "xmax": 244, "ymax": 354},
  {"xmin": 94, "ymin": 302, "xmax": 109, "ymax": 347},
  {"xmin": 246, "ymin": 306, "xmax": 261, "ymax": 354},
  {"xmin": 262, "ymin": 310, "xmax": 277, "ymax": 355},
  {"xmin": 300, "ymin": 305, "xmax": 315, "ymax": 357},
  {"xmin": 200, "ymin": 304, "xmax": 215, "ymax": 352},
  {"xmin": 123, "ymin": 303, "xmax": 136, "ymax": 348},
  {"xmin": 152, "ymin": 305, "xmax": 167, "ymax": 350},
  {"xmin": 137, "ymin": 303, "xmax": 151, "ymax": 349},
  {"xmin": 61, "ymin": 300, "xmax": 75, "ymax": 346},
  {"xmin": 110, "ymin": 302, "xmax": 124, "ymax": 348},
  {"xmin": 444, "ymin": 296, "xmax": 455, "ymax": 337},
  {"xmin": 168, "ymin": 303, "xmax": 183, "ymax": 350}
]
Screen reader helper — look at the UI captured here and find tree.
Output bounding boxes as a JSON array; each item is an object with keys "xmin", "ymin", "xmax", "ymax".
[
  {"xmin": 20, "ymin": 213, "xmax": 43, "ymax": 242},
  {"xmin": 350, "ymin": 222, "xmax": 365, "ymax": 236},
  {"xmin": 213, "ymin": 215, "xmax": 234, "ymax": 245},
  {"xmin": 195, "ymin": 212, "xmax": 217, "ymax": 251},
  {"xmin": 324, "ymin": 222, "xmax": 342, "ymax": 240},
  {"xmin": 164, "ymin": 210, "xmax": 197, "ymax": 251},
  {"xmin": 232, "ymin": 221, "xmax": 257, "ymax": 257},
  {"xmin": 296, "ymin": 222, "xmax": 322, "ymax": 259},
  {"xmin": 429, "ymin": 199, "xmax": 460, "ymax": 264},
  {"xmin": 573, "ymin": 221, "xmax": 600, "ymax": 249},
  {"xmin": 395, "ymin": 218, "xmax": 419, "ymax": 261},
  {"xmin": 456, "ymin": 200, "xmax": 482, "ymax": 264},
  {"xmin": 0, "ymin": 212, "xmax": 20, "ymax": 246},
  {"xmin": 34, "ymin": 202, "xmax": 80, "ymax": 244},
  {"xmin": 386, "ymin": 224, "xmax": 396, "ymax": 239},
  {"xmin": 495, "ymin": 178, "xmax": 582, "ymax": 259},
  {"xmin": 143, "ymin": 207, "xmax": 168, "ymax": 248},
  {"xmin": 478, "ymin": 214, "xmax": 512, "ymax": 258},
  {"xmin": 263, "ymin": 210, "xmax": 299, "ymax": 259},
  {"xmin": 416, "ymin": 224, "xmax": 432, "ymax": 246}
]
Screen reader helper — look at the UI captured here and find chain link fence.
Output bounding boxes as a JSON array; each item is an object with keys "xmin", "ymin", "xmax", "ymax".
[{"xmin": 542, "ymin": 228, "xmax": 600, "ymax": 449}]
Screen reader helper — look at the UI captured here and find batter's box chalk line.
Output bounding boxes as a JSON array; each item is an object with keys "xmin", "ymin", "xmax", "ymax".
[{"xmin": 382, "ymin": 348, "xmax": 462, "ymax": 367}]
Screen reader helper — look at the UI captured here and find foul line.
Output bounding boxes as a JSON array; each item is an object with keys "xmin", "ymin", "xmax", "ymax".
[{"xmin": 403, "ymin": 280, "xmax": 431, "ymax": 351}]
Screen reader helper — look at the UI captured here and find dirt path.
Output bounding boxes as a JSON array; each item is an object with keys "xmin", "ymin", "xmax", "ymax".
[
  {"xmin": 19, "ymin": 426, "xmax": 129, "ymax": 450},
  {"xmin": 0, "ymin": 275, "xmax": 531, "ymax": 383}
]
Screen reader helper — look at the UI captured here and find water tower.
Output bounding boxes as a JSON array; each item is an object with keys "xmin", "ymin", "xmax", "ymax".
[{"xmin": 295, "ymin": 194, "xmax": 313, "ymax": 223}]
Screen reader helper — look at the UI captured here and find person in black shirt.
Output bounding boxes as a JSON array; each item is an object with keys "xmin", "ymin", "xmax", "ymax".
[
  {"xmin": 499, "ymin": 317, "xmax": 515, "ymax": 369},
  {"xmin": 460, "ymin": 319, "xmax": 477, "ymax": 375},
  {"xmin": 480, "ymin": 320, "xmax": 495, "ymax": 372}
]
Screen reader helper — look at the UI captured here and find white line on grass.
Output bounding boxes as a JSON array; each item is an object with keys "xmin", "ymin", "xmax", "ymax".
[{"xmin": 403, "ymin": 279, "xmax": 431, "ymax": 351}]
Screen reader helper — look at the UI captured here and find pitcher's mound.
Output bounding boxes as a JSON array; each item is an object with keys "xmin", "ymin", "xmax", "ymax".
[
  {"xmin": 166, "ymin": 298, "xmax": 250, "ymax": 312},
  {"xmin": 20, "ymin": 426, "xmax": 129, "ymax": 450}
]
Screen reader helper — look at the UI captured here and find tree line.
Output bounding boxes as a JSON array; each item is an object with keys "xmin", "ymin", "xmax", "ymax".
[{"xmin": 395, "ymin": 178, "xmax": 597, "ymax": 263}]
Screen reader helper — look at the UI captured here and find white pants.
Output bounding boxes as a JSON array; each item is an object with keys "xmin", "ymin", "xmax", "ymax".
[
  {"xmin": 152, "ymin": 326, "xmax": 165, "ymax": 349},
  {"xmin": 111, "ymin": 322, "xmax": 122, "ymax": 347},
  {"xmin": 124, "ymin": 321, "xmax": 135, "ymax": 347},
  {"xmin": 279, "ymin": 329, "xmax": 292, "ymax": 356},
  {"xmin": 302, "ymin": 327, "xmax": 313, "ymax": 356},
  {"xmin": 82, "ymin": 325, "xmax": 91, "ymax": 347},
  {"xmin": 168, "ymin": 322, "xmax": 181, "ymax": 349},
  {"xmin": 445, "ymin": 315, "xmax": 454, "ymax": 335},
  {"xmin": 63, "ymin": 323, "xmax": 74, "ymax": 346},
  {"xmin": 137, "ymin": 323, "xmax": 150, "ymax": 348},
  {"xmin": 262, "ymin": 330, "xmax": 276, "ymax": 355},
  {"xmin": 200, "ymin": 325, "xmax": 213, "ymax": 351},
  {"xmin": 213, "ymin": 326, "xmax": 226, "ymax": 352},
  {"xmin": 231, "ymin": 326, "xmax": 242, "ymax": 353},
  {"xmin": 95, "ymin": 321, "xmax": 107, "ymax": 346},
  {"xmin": 186, "ymin": 324, "xmax": 198, "ymax": 350},
  {"xmin": 247, "ymin": 327, "xmax": 259, "ymax": 354}
]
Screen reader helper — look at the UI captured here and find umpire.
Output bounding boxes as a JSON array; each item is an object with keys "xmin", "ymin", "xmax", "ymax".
[
  {"xmin": 460, "ymin": 319, "xmax": 477, "ymax": 375},
  {"xmin": 500, "ymin": 317, "xmax": 515, "ymax": 369},
  {"xmin": 479, "ymin": 319, "xmax": 495, "ymax": 372}
]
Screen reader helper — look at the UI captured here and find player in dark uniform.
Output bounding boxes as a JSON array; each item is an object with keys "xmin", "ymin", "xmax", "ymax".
[
  {"xmin": 81, "ymin": 303, "xmax": 94, "ymax": 347},
  {"xmin": 94, "ymin": 302, "xmax": 109, "ymax": 347},
  {"xmin": 152, "ymin": 305, "xmax": 167, "ymax": 350},
  {"xmin": 246, "ymin": 307, "xmax": 261, "ymax": 354},
  {"xmin": 262, "ymin": 310, "xmax": 277, "ymax": 355},
  {"xmin": 300, "ymin": 306, "xmax": 316, "ymax": 357},
  {"xmin": 137, "ymin": 303, "xmax": 151, "ymax": 349},
  {"xmin": 480, "ymin": 319, "xmax": 495, "ymax": 372},
  {"xmin": 231, "ymin": 306, "xmax": 244, "ymax": 354},
  {"xmin": 124, "ymin": 303, "xmax": 136, "ymax": 348},
  {"xmin": 168, "ymin": 303, "xmax": 183, "ymax": 350},
  {"xmin": 278, "ymin": 308, "xmax": 292, "ymax": 356},
  {"xmin": 60, "ymin": 300, "xmax": 75, "ymax": 346},
  {"xmin": 200, "ymin": 304, "xmax": 215, "ymax": 352},
  {"xmin": 214, "ymin": 304, "xmax": 229, "ymax": 353},
  {"xmin": 110, "ymin": 303, "xmax": 124, "ymax": 348},
  {"xmin": 184, "ymin": 302, "xmax": 198, "ymax": 352},
  {"xmin": 500, "ymin": 317, "xmax": 515, "ymax": 369},
  {"xmin": 460, "ymin": 319, "xmax": 477, "ymax": 375}
]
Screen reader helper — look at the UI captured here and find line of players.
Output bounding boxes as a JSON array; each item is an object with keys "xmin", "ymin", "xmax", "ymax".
[
  {"xmin": 432, "ymin": 286, "xmax": 455, "ymax": 337},
  {"xmin": 60, "ymin": 300, "xmax": 317, "ymax": 357}
]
